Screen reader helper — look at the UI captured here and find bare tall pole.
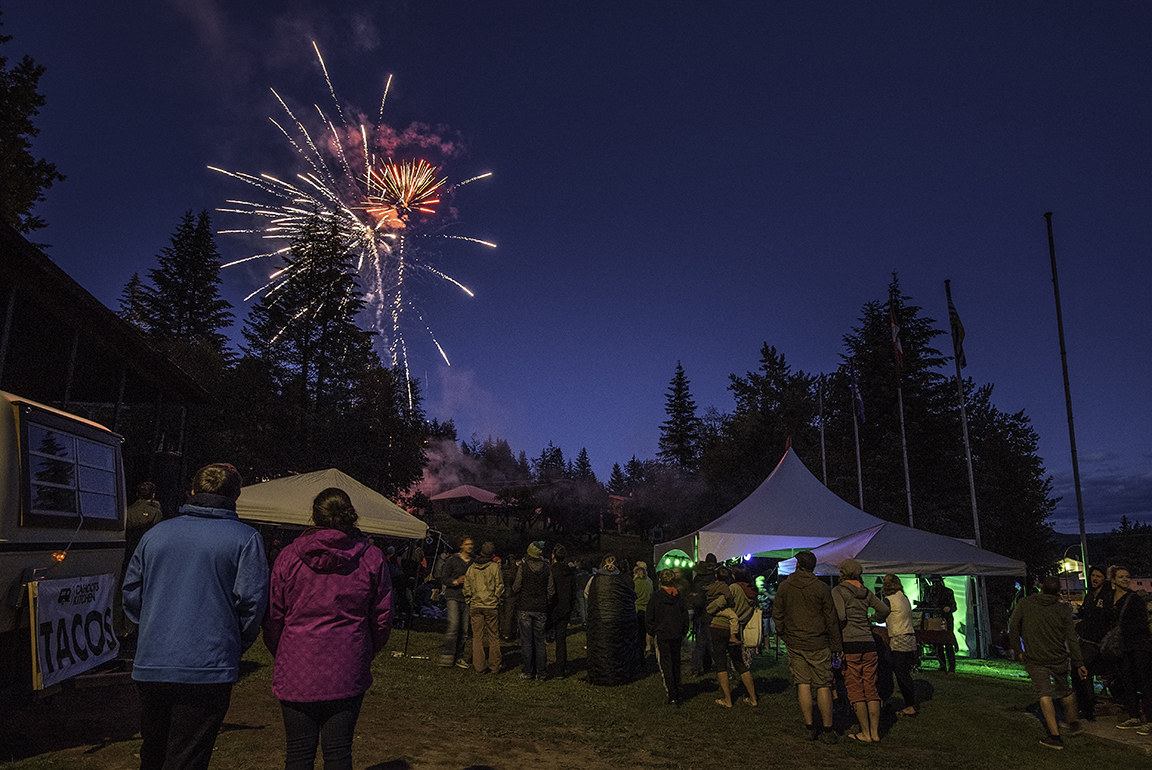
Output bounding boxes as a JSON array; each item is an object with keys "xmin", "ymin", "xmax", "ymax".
[
  {"xmin": 848, "ymin": 370, "xmax": 865, "ymax": 508},
  {"xmin": 818, "ymin": 375, "xmax": 828, "ymax": 485},
  {"xmin": 896, "ymin": 381, "xmax": 914, "ymax": 528},
  {"xmin": 944, "ymin": 279, "xmax": 989, "ymax": 658},
  {"xmin": 889, "ymin": 299, "xmax": 914, "ymax": 527},
  {"xmin": 852, "ymin": 397, "xmax": 864, "ymax": 509},
  {"xmin": 1044, "ymin": 212, "xmax": 1089, "ymax": 582}
]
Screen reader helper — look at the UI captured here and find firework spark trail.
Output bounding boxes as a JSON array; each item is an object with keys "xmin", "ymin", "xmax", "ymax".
[{"xmin": 211, "ymin": 44, "xmax": 495, "ymax": 404}]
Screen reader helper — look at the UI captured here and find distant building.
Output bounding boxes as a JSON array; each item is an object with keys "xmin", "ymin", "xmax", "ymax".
[{"xmin": 430, "ymin": 484, "xmax": 502, "ymax": 520}]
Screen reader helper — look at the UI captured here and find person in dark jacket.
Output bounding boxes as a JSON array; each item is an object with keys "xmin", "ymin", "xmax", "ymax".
[
  {"xmin": 646, "ymin": 568, "xmax": 689, "ymax": 705},
  {"xmin": 1073, "ymin": 566, "xmax": 1111, "ymax": 719},
  {"xmin": 772, "ymin": 550, "xmax": 841, "ymax": 744},
  {"xmin": 925, "ymin": 575, "xmax": 958, "ymax": 673},
  {"xmin": 688, "ymin": 554, "xmax": 717, "ymax": 675},
  {"xmin": 586, "ymin": 554, "xmax": 641, "ymax": 685},
  {"xmin": 438, "ymin": 536, "xmax": 474, "ymax": 668},
  {"xmin": 264, "ymin": 488, "xmax": 393, "ymax": 770},
  {"xmin": 513, "ymin": 541, "xmax": 555, "ymax": 680},
  {"xmin": 1009, "ymin": 575, "xmax": 1085, "ymax": 749},
  {"xmin": 549, "ymin": 545, "xmax": 577, "ymax": 677},
  {"xmin": 500, "ymin": 554, "xmax": 520, "ymax": 640},
  {"xmin": 1109, "ymin": 567, "xmax": 1152, "ymax": 733}
]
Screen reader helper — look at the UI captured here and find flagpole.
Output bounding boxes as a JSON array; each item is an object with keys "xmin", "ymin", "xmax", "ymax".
[
  {"xmin": 896, "ymin": 381, "xmax": 914, "ymax": 528},
  {"xmin": 945, "ymin": 281, "xmax": 982, "ymax": 547},
  {"xmin": 890, "ymin": 299, "xmax": 914, "ymax": 528},
  {"xmin": 852, "ymin": 392, "xmax": 864, "ymax": 509},
  {"xmin": 848, "ymin": 370, "xmax": 866, "ymax": 509},
  {"xmin": 1044, "ymin": 212, "xmax": 1090, "ymax": 583},
  {"xmin": 944, "ymin": 279, "xmax": 989, "ymax": 658},
  {"xmin": 818, "ymin": 375, "xmax": 828, "ymax": 485}
]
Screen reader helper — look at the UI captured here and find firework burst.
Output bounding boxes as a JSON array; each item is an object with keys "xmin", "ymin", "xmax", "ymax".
[{"xmin": 210, "ymin": 43, "xmax": 495, "ymax": 403}]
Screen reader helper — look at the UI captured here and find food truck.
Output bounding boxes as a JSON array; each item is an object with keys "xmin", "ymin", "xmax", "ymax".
[{"xmin": 0, "ymin": 391, "xmax": 126, "ymax": 693}]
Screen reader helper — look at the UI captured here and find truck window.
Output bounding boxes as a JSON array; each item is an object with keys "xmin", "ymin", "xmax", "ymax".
[{"xmin": 17, "ymin": 402, "xmax": 123, "ymax": 529}]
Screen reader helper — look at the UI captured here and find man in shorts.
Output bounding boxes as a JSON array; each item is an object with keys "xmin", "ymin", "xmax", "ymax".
[
  {"xmin": 1009, "ymin": 575, "xmax": 1086, "ymax": 750},
  {"xmin": 772, "ymin": 550, "xmax": 841, "ymax": 743}
]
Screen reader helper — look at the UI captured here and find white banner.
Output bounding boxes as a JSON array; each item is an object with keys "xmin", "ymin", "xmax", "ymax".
[{"xmin": 30, "ymin": 573, "xmax": 120, "ymax": 689}]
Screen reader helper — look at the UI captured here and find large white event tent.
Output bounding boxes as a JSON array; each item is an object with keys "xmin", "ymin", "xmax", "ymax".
[
  {"xmin": 655, "ymin": 448, "xmax": 884, "ymax": 563},
  {"xmin": 236, "ymin": 468, "xmax": 428, "ymax": 539},
  {"xmin": 777, "ymin": 521, "xmax": 1025, "ymax": 577},
  {"xmin": 654, "ymin": 448, "xmax": 1022, "ymax": 576}
]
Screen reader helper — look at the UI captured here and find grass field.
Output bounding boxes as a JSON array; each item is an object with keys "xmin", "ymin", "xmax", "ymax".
[{"xmin": 3, "ymin": 624, "xmax": 1150, "ymax": 770}]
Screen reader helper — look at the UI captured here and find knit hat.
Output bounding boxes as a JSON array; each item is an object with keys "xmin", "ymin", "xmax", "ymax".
[
  {"xmin": 527, "ymin": 541, "xmax": 545, "ymax": 559},
  {"xmin": 838, "ymin": 558, "xmax": 863, "ymax": 580}
]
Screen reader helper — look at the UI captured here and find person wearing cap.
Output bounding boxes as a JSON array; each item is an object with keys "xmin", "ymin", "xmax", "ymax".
[
  {"xmin": 772, "ymin": 550, "xmax": 841, "ymax": 744},
  {"xmin": 832, "ymin": 558, "xmax": 890, "ymax": 743},
  {"xmin": 513, "ymin": 541, "xmax": 555, "ymax": 680},
  {"xmin": 464, "ymin": 542, "xmax": 505, "ymax": 674}
]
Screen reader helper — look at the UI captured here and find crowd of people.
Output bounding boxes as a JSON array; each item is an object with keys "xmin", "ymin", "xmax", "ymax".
[
  {"xmin": 1005, "ymin": 562, "xmax": 1152, "ymax": 749},
  {"xmin": 121, "ymin": 462, "xmax": 1152, "ymax": 768}
]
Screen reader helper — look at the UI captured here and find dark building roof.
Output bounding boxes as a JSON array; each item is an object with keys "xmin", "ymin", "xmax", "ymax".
[{"xmin": 0, "ymin": 225, "xmax": 210, "ymax": 408}]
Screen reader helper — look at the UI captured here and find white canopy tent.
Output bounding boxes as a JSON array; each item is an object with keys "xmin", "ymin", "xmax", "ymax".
[
  {"xmin": 236, "ymin": 468, "xmax": 428, "ymax": 539},
  {"xmin": 655, "ymin": 449, "xmax": 885, "ymax": 563},
  {"xmin": 777, "ymin": 521, "xmax": 1025, "ymax": 577}
]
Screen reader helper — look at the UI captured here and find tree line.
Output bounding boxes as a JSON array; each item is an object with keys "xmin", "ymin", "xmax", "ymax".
[
  {"xmin": 5, "ymin": 18, "xmax": 1059, "ymax": 576},
  {"xmin": 118, "ymin": 210, "xmax": 426, "ymax": 499}
]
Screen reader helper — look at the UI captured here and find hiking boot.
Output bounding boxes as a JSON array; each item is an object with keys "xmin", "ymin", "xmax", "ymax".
[
  {"xmin": 1039, "ymin": 735, "xmax": 1064, "ymax": 750},
  {"xmin": 1117, "ymin": 718, "xmax": 1144, "ymax": 729}
]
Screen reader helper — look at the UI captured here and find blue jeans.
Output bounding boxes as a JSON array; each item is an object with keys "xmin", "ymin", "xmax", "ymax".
[
  {"xmin": 280, "ymin": 695, "xmax": 364, "ymax": 770},
  {"xmin": 441, "ymin": 598, "xmax": 467, "ymax": 662},
  {"xmin": 519, "ymin": 610, "xmax": 547, "ymax": 678}
]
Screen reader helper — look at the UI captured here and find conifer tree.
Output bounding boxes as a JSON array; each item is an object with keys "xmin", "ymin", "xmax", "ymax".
[
  {"xmin": 117, "ymin": 272, "xmax": 151, "ymax": 331},
  {"xmin": 242, "ymin": 214, "xmax": 373, "ymax": 411},
  {"xmin": 607, "ymin": 463, "xmax": 627, "ymax": 496},
  {"xmin": 145, "ymin": 210, "xmax": 234, "ymax": 357},
  {"xmin": 0, "ymin": 13, "xmax": 65, "ymax": 233},
  {"xmin": 573, "ymin": 447, "xmax": 596, "ymax": 483},
  {"xmin": 658, "ymin": 362, "xmax": 703, "ymax": 471}
]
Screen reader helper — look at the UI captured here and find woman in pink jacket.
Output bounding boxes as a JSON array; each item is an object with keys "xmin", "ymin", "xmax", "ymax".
[{"xmin": 264, "ymin": 488, "xmax": 393, "ymax": 770}]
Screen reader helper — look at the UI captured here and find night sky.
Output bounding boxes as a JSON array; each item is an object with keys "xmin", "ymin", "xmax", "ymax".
[{"xmin": 9, "ymin": 2, "xmax": 1151, "ymax": 534}]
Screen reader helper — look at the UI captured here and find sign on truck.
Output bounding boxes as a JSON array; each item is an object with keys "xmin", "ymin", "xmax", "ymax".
[{"xmin": 0, "ymin": 391, "xmax": 126, "ymax": 692}]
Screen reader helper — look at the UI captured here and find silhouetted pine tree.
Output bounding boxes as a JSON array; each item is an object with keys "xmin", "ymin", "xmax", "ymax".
[{"xmin": 658, "ymin": 361, "xmax": 703, "ymax": 472}]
